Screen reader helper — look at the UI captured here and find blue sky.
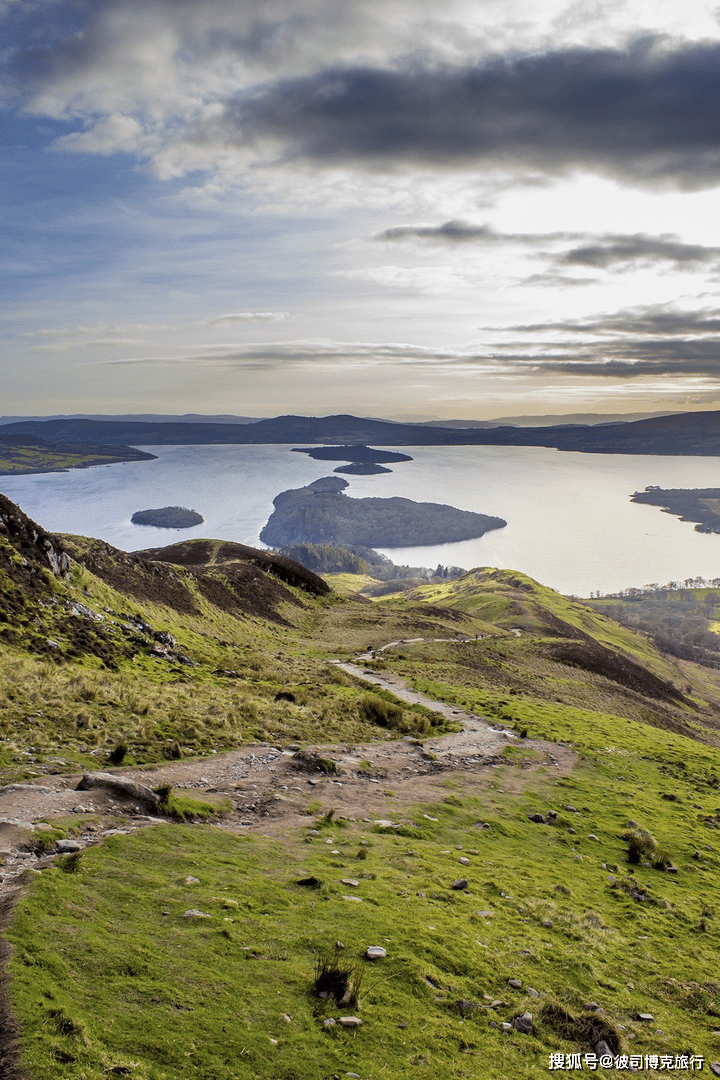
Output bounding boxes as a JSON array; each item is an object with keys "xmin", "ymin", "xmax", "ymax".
[{"xmin": 4, "ymin": 0, "xmax": 720, "ymax": 420}]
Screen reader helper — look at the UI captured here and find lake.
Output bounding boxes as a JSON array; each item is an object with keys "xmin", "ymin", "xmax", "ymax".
[{"xmin": 1, "ymin": 443, "xmax": 719, "ymax": 596}]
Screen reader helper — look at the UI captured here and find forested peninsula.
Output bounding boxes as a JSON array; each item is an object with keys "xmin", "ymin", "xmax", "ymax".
[{"xmin": 631, "ymin": 487, "xmax": 720, "ymax": 533}]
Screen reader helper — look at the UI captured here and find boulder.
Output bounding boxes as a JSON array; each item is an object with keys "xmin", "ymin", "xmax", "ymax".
[{"xmin": 77, "ymin": 772, "xmax": 161, "ymax": 810}]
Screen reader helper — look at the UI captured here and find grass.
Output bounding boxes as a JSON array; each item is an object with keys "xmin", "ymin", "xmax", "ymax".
[
  {"xmin": 8, "ymin": 740, "xmax": 720, "ymax": 1079},
  {"xmin": 6, "ymin": 534, "xmax": 720, "ymax": 1075}
]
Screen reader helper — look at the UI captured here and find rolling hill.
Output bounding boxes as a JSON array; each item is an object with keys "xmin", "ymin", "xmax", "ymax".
[{"xmin": 1, "ymin": 494, "xmax": 720, "ymax": 1079}]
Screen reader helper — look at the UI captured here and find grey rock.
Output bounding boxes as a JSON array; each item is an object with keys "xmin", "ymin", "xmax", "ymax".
[
  {"xmin": 546, "ymin": 811, "xmax": 558, "ymax": 822},
  {"xmin": 709, "ymin": 1063, "xmax": 720, "ymax": 1078},
  {"xmin": 323, "ymin": 1017, "xmax": 336, "ymax": 1026},
  {"xmin": 541, "ymin": 919, "xmax": 554, "ymax": 928},
  {"xmin": 182, "ymin": 909, "xmax": 211, "ymax": 918},
  {"xmin": 584, "ymin": 1002, "xmax": 602, "ymax": 1011},
  {"xmin": 456, "ymin": 1000, "xmax": 479, "ymax": 1014},
  {"xmin": 512, "ymin": 1011, "xmax": 533, "ymax": 1034},
  {"xmin": 366, "ymin": 946, "xmax": 387, "ymax": 960},
  {"xmin": 339, "ymin": 1017, "xmax": 362, "ymax": 1028},
  {"xmin": 607, "ymin": 874, "xmax": 617, "ymax": 885},
  {"xmin": 508, "ymin": 979, "xmax": 522, "ymax": 989},
  {"xmin": 185, "ymin": 875, "xmax": 200, "ymax": 884},
  {"xmin": 565, "ymin": 805, "xmax": 579, "ymax": 813},
  {"xmin": 488, "ymin": 1020, "xmax": 498, "ymax": 1029},
  {"xmin": 459, "ymin": 856, "xmax": 470, "ymax": 866},
  {"xmin": 450, "ymin": 878, "xmax": 468, "ymax": 890},
  {"xmin": 341, "ymin": 878, "xmax": 360, "ymax": 887},
  {"xmin": 527, "ymin": 813, "xmax": 545, "ymax": 823},
  {"xmin": 55, "ymin": 839, "xmax": 82, "ymax": 853},
  {"xmin": 636, "ymin": 1013, "xmax": 655, "ymax": 1022},
  {"xmin": 77, "ymin": 771, "xmax": 160, "ymax": 810},
  {"xmin": 501, "ymin": 1022, "xmax": 513, "ymax": 1031},
  {"xmin": 595, "ymin": 1040, "xmax": 612, "ymax": 1056},
  {"xmin": 587, "ymin": 834, "xmax": 600, "ymax": 841},
  {"xmin": 527, "ymin": 987, "xmax": 540, "ymax": 997}
]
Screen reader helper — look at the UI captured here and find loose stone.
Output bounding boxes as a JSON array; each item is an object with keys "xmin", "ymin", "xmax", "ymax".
[
  {"xmin": 450, "ymin": 878, "xmax": 468, "ymax": 890},
  {"xmin": 339, "ymin": 1017, "xmax": 363, "ymax": 1028},
  {"xmin": 512, "ymin": 1011, "xmax": 533, "ymax": 1035},
  {"xmin": 366, "ymin": 946, "xmax": 387, "ymax": 960},
  {"xmin": 508, "ymin": 979, "xmax": 522, "ymax": 989}
]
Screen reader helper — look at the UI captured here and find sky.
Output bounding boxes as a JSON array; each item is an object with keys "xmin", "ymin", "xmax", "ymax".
[{"xmin": 4, "ymin": 1, "xmax": 720, "ymax": 420}]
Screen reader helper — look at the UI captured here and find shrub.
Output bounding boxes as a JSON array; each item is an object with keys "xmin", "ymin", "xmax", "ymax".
[
  {"xmin": 623, "ymin": 828, "xmax": 657, "ymax": 864},
  {"xmin": 313, "ymin": 944, "xmax": 363, "ymax": 1006},
  {"xmin": 108, "ymin": 743, "xmax": 127, "ymax": 766}
]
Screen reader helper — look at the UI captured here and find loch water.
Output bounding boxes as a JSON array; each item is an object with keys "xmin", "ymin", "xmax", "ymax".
[{"xmin": 1, "ymin": 443, "xmax": 719, "ymax": 596}]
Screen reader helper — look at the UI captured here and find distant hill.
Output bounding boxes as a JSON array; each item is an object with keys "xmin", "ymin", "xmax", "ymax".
[{"xmin": 4, "ymin": 408, "xmax": 720, "ymax": 455}]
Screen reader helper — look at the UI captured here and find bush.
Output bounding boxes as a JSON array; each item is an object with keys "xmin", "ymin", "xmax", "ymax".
[
  {"xmin": 360, "ymin": 693, "xmax": 404, "ymax": 728},
  {"xmin": 623, "ymin": 827, "xmax": 657, "ymax": 864},
  {"xmin": 108, "ymin": 743, "xmax": 127, "ymax": 765},
  {"xmin": 313, "ymin": 945, "xmax": 363, "ymax": 1006}
]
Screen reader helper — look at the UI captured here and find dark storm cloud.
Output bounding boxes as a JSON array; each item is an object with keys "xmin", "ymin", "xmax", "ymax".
[{"xmin": 223, "ymin": 38, "xmax": 720, "ymax": 188}]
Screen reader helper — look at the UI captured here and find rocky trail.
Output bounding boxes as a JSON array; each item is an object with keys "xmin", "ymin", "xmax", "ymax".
[{"xmin": 0, "ymin": 642, "xmax": 569, "ymax": 903}]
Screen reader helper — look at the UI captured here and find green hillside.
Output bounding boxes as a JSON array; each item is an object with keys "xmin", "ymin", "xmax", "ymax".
[{"xmin": 1, "ymin": 497, "xmax": 720, "ymax": 1079}]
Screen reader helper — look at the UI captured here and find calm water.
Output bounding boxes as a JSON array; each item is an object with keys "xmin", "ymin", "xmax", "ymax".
[{"xmin": 1, "ymin": 443, "xmax": 719, "ymax": 596}]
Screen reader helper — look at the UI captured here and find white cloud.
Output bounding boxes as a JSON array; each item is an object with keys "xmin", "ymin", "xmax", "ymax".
[{"xmin": 208, "ymin": 311, "xmax": 289, "ymax": 325}]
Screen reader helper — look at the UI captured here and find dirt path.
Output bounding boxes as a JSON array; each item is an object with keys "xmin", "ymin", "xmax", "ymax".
[{"xmin": 0, "ymin": 643, "xmax": 567, "ymax": 899}]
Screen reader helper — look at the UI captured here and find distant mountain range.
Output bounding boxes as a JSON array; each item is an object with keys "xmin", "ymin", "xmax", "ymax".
[{"xmin": 2, "ymin": 409, "xmax": 720, "ymax": 455}]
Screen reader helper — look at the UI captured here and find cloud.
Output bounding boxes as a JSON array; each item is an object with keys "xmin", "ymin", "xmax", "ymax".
[
  {"xmin": 96, "ymin": 337, "xmax": 505, "ymax": 371},
  {"xmin": 508, "ymin": 304, "xmax": 720, "ymax": 335},
  {"xmin": 219, "ymin": 39, "xmax": 720, "ymax": 189},
  {"xmin": 208, "ymin": 311, "xmax": 289, "ymax": 324},
  {"xmin": 377, "ymin": 220, "xmax": 504, "ymax": 243},
  {"xmin": 11, "ymin": 9, "xmax": 720, "ymax": 191},
  {"xmin": 516, "ymin": 272, "xmax": 598, "ymax": 288},
  {"xmin": 557, "ymin": 234, "xmax": 720, "ymax": 269},
  {"xmin": 485, "ymin": 303, "xmax": 720, "ymax": 379},
  {"xmin": 375, "ymin": 220, "xmax": 576, "ymax": 243}
]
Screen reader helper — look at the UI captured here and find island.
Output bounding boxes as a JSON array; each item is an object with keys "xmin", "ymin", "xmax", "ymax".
[
  {"xmin": 131, "ymin": 507, "xmax": 204, "ymax": 529},
  {"xmin": 291, "ymin": 444, "xmax": 413, "ymax": 464},
  {"xmin": 259, "ymin": 476, "xmax": 506, "ymax": 547},
  {"xmin": 631, "ymin": 487, "xmax": 720, "ymax": 533},
  {"xmin": 334, "ymin": 463, "xmax": 392, "ymax": 475}
]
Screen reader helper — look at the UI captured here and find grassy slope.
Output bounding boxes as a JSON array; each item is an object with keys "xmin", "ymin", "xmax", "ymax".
[
  {"xmin": 5, "ymin": 557, "xmax": 720, "ymax": 1076},
  {"xmin": 8, "ymin": 731, "xmax": 720, "ymax": 1079}
]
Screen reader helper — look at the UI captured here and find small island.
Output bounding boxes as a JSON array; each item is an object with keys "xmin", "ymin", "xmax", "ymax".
[
  {"xmin": 131, "ymin": 506, "xmax": 204, "ymax": 529},
  {"xmin": 291, "ymin": 444, "xmax": 413, "ymax": 464},
  {"xmin": 259, "ymin": 476, "xmax": 506, "ymax": 547},
  {"xmin": 334, "ymin": 463, "xmax": 392, "ymax": 475}
]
